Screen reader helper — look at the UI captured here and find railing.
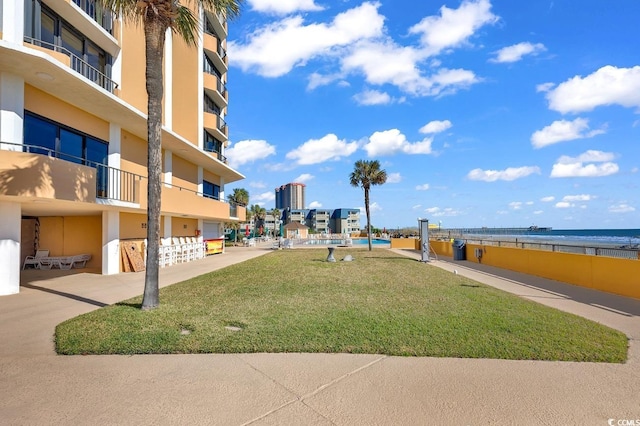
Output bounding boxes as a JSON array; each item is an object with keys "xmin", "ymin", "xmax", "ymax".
[
  {"xmin": 203, "ymin": 54, "xmax": 221, "ymax": 77},
  {"xmin": 217, "ymin": 78, "xmax": 227, "ymax": 97},
  {"xmin": 6, "ymin": 142, "xmax": 140, "ymax": 203},
  {"xmin": 434, "ymin": 236, "xmax": 639, "ymax": 261},
  {"xmin": 203, "ymin": 145, "xmax": 227, "ymax": 163},
  {"xmin": 72, "ymin": 0, "xmax": 113, "ymax": 33},
  {"xmin": 24, "ymin": 36, "xmax": 118, "ymax": 93},
  {"xmin": 204, "ymin": 18, "xmax": 227, "ymax": 60},
  {"xmin": 4, "ymin": 142, "xmax": 237, "ymax": 208}
]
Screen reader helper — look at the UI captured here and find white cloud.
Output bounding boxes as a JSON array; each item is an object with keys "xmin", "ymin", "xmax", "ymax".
[
  {"xmin": 248, "ymin": 0, "xmax": 323, "ymax": 15},
  {"xmin": 533, "ymin": 210, "xmax": 543, "ymax": 215},
  {"xmin": 509, "ymin": 201, "xmax": 523, "ymax": 210},
  {"xmin": 353, "ymin": 89, "xmax": 393, "ymax": 105},
  {"xmin": 467, "ymin": 166, "xmax": 541, "ymax": 182},
  {"xmin": 294, "ymin": 173, "xmax": 315, "ymax": 183},
  {"xmin": 386, "ymin": 172, "xmax": 402, "ymax": 183},
  {"xmin": 531, "ymin": 118, "xmax": 606, "ymax": 148},
  {"xmin": 540, "ymin": 196, "xmax": 555, "ymax": 202},
  {"xmin": 555, "ymin": 201, "xmax": 572, "ymax": 209},
  {"xmin": 562, "ymin": 194, "xmax": 593, "ymax": 202},
  {"xmin": 416, "ymin": 184, "xmax": 430, "ymax": 190},
  {"xmin": 308, "ymin": 200, "xmax": 323, "ymax": 208},
  {"xmin": 490, "ymin": 42, "xmax": 546, "ymax": 63},
  {"xmin": 250, "ymin": 181, "xmax": 267, "ymax": 188},
  {"xmin": 229, "ymin": 2, "xmax": 385, "ymax": 77},
  {"xmin": 536, "ymin": 82, "xmax": 555, "ymax": 93},
  {"xmin": 419, "ymin": 120, "xmax": 452, "ymax": 134},
  {"xmin": 546, "ymin": 65, "xmax": 640, "ymax": 113},
  {"xmin": 233, "ymin": 0, "xmax": 498, "ymax": 99},
  {"xmin": 252, "ymin": 191, "xmax": 275, "ymax": 202},
  {"xmin": 425, "ymin": 207, "xmax": 463, "ymax": 217},
  {"xmin": 550, "ymin": 150, "xmax": 619, "ymax": 178},
  {"xmin": 609, "ymin": 203, "xmax": 636, "ymax": 213},
  {"xmin": 225, "ymin": 140, "xmax": 276, "ymax": 168},
  {"xmin": 286, "ymin": 134, "xmax": 359, "ymax": 165},
  {"xmin": 408, "ymin": 0, "xmax": 499, "ymax": 56},
  {"xmin": 364, "ymin": 129, "xmax": 433, "ymax": 156}
]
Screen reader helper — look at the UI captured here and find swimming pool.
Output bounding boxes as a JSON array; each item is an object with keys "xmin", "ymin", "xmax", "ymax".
[{"xmin": 303, "ymin": 238, "xmax": 390, "ymax": 246}]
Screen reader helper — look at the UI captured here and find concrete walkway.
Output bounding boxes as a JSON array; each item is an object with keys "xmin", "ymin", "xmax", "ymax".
[{"xmin": 1, "ymin": 245, "xmax": 639, "ymax": 425}]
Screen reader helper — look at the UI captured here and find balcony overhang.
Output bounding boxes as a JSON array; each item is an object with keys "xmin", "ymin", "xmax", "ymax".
[{"xmin": 0, "ymin": 42, "xmax": 244, "ymax": 184}]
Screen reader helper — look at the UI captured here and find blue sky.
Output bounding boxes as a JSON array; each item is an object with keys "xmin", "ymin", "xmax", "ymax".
[{"xmin": 223, "ymin": 0, "xmax": 640, "ymax": 230}]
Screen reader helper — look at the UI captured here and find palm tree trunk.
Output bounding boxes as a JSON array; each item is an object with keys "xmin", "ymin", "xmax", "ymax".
[
  {"xmin": 141, "ymin": 19, "xmax": 167, "ymax": 310},
  {"xmin": 364, "ymin": 187, "xmax": 372, "ymax": 251}
]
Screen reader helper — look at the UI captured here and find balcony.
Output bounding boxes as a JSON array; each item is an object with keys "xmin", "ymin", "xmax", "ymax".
[
  {"xmin": 24, "ymin": 37, "xmax": 118, "ymax": 94},
  {"xmin": 203, "ymin": 111, "xmax": 228, "ymax": 141},
  {"xmin": 71, "ymin": 0, "xmax": 114, "ymax": 34},
  {"xmin": 1, "ymin": 143, "xmax": 238, "ymax": 221},
  {"xmin": 203, "ymin": 74, "xmax": 228, "ymax": 108}
]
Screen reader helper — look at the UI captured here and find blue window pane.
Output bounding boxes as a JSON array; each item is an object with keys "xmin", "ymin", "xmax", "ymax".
[
  {"xmin": 24, "ymin": 114, "xmax": 57, "ymax": 155},
  {"xmin": 59, "ymin": 129, "xmax": 83, "ymax": 164}
]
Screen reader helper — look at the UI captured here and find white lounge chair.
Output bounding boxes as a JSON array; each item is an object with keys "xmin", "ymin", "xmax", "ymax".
[{"xmin": 22, "ymin": 250, "xmax": 50, "ymax": 270}]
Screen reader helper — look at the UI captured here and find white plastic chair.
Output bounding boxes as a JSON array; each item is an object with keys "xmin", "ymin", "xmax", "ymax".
[{"xmin": 22, "ymin": 250, "xmax": 49, "ymax": 270}]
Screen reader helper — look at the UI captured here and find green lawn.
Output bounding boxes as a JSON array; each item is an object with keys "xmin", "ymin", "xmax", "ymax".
[{"xmin": 55, "ymin": 249, "xmax": 628, "ymax": 362}]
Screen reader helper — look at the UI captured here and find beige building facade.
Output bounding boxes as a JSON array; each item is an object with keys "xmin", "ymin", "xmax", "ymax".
[{"xmin": 0, "ymin": 0, "xmax": 245, "ymax": 294}]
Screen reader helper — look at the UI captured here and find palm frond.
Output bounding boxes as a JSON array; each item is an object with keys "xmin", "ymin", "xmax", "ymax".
[{"xmin": 173, "ymin": 5, "xmax": 199, "ymax": 46}]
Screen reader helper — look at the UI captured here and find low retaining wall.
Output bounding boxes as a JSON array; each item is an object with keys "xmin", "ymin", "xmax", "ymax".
[{"xmin": 422, "ymin": 239, "xmax": 639, "ymax": 300}]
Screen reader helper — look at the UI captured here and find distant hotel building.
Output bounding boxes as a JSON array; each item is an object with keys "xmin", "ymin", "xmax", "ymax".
[{"xmin": 275, "ymin": 183, "xmax": 305, "ymax": 210}]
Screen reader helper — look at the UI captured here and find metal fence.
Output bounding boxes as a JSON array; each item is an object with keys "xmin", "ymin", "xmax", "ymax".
[{"xmin": 454, "ymin": 237, "xmax": 639, "ymax": 260}]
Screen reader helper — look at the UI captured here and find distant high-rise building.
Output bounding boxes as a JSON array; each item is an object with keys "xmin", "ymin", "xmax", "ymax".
[{"xmin": 275, "ymin": 183, "xmax": 306, "ymax": 210}]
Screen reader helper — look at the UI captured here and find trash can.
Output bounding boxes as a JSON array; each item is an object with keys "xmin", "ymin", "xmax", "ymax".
[{"xmin": 452, "ymin": 239, "xmax": 466, "ymax": 260}]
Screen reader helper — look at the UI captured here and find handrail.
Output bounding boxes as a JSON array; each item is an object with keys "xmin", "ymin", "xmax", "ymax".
[
  {"xmin": 430, "ymin": 236, "xmax": 639, "ymax": 260},
  {"xmin": 23, "ymin": 36, "xmax": 118, "ymax": 93},
  {"xmin": 2, "ymin": 142, "xmax": 233, "ymax": 204}
]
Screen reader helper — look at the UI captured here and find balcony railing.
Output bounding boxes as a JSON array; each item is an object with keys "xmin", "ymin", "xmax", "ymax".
[
  {"xmin": 72, "ymin": 0, "xmax": 113, "ymax": 33},
  {"xmin": 203, "ymin": 145, "xmax": 227, "ymax": 164},
  {"xmin": 24, "ymin": 36, "xmax": 118, "ymax": 93},
  {"xmin": 9, "ymin": 142, "xmax": 139, "ymax": 203},
  {"xmin": 204, "ymin": 18, "xmax": 227, "ymax": 60},
  {"xmin": 5, "ymin": 142, "xmax": 238, "ymax": 213}
]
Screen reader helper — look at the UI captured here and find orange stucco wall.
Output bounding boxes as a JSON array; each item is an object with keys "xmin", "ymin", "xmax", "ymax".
[
  {"xmin": 171, "ymin": 217, "xmax": 198, "ymax": 237},
  {"xmin": 118, "ymin": 23, "xmax": 147, "ymax": 114},
  {"xmin": 0, "ymin": 151, "xmax": 96, "ymax": 202},
  {"xmin": 171, "ymin": 34, "xmax": 199, "ymax": 144},
  {"xmin": 38, "ymin": 216, "xmax": 101, "ymax": 269},
  {"xmin": 172, "ymin": 155, "xmax": 198, "ymax": 191},
  {"xmin": 427, "ymin": 241, "xmax": 640, "ymax": 300},
  {"xmin": 120, "ymin": 130, "xmax": 148, "ymax": 177},
  {"xmin": 24, "ymin": 85, "xmax": 109, "ymax": 141},
  {"xmin": 203, "ymin": 169, "xmax": 221, "ymax": 186}
]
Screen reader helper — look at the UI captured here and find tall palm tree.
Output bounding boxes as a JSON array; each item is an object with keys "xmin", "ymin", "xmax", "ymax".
[
  {"xmin": 249, "ymin": 204, "xmax": 266, "ymax": 236},
  {"xmin": 271, "ymin": 207, "xmax": 280, "ymax": 237},
  {"xmin": 228, "ymin": 187, "xmax": 249, "ymax": 207},
  {"xmin": 349, "ymin": 160, "xmax": 387, "ymax": 251},
  {"xmin": 99, "ymin": 0, "xmax": 243, "ymax": 310}
]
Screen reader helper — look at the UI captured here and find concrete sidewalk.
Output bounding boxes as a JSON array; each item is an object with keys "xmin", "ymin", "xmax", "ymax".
[{"xmin": 0, "ymin": 245, "xmax": 639, "ymax": 425}]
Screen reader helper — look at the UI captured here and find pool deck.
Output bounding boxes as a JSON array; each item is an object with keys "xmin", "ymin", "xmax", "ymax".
[{"xmin": 0, "ymin": 244, "xmax": 638, "ymax": 425}]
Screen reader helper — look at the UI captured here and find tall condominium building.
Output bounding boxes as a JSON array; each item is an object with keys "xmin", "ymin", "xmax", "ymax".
[
  {"xmin": 0, "ymin": 0, "xmax": 246, "ymax": 295},
  {"xmin": 275, "ymin": 182, "xmax": 305, "ymax": 210}
]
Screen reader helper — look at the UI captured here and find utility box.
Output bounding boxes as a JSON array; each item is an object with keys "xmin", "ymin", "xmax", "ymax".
[{"xmin": 452, "ymin": 239, "xmax": 466, "ymax": 261}]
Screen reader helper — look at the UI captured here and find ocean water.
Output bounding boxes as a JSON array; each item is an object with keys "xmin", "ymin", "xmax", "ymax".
[{"xmin": 463, "ymin": 228, "xmax": 640, "ymax": 248}]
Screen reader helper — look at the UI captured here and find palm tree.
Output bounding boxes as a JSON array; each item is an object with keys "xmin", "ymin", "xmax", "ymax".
[
  {"xmin": 249, "ymin": 204, "xmax": 266, "ymax": 236},
  {"xmin": 349, "ymin": 160, "xmax": 387, "ymax": 251},
  {"xmin": 99, "ymin": 0, "xmax": 243, "ymax": 310},
  {"xmin": 228, "ymin": 187, "xmax": 249, "ymax": 207},
  {"xmin": 271, "ymin": 207, "xmax": 280, "ymax": 237}
]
